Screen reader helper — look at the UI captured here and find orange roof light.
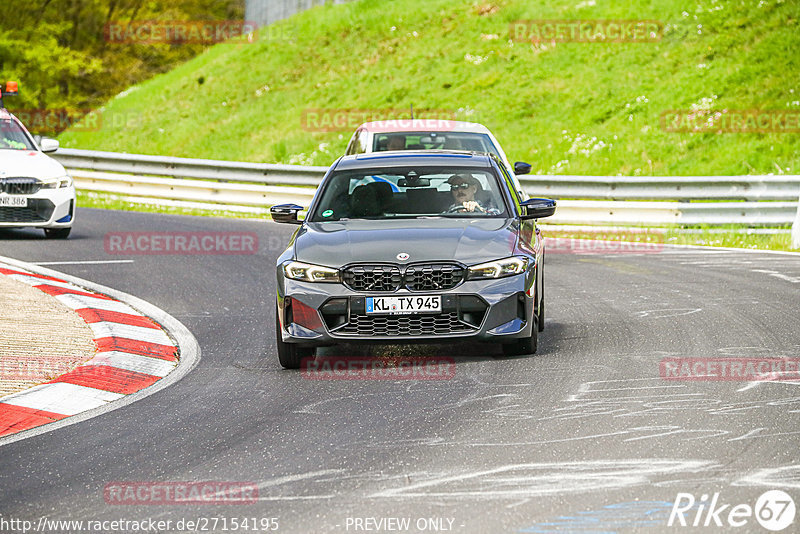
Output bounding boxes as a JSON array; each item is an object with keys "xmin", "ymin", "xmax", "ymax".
[{"xmin": 4, "ymin": 81, "xmax": 18, "ymax": 93}]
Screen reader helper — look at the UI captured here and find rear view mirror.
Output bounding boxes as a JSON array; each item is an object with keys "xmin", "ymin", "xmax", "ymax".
[
  {"xmin": 514, "ymin": 161, "xmax": 532, "ymax": 175},
  {"xmin": 398, "ymin": 178, "xmax": 431, "ymax": 187},
  {"xmin": 520, "ymin": 198, "xmax": 556, "ymax": 220},
  {"xmin": 270, "ymin": 203, "xmax": 304, "ymax": 224}
]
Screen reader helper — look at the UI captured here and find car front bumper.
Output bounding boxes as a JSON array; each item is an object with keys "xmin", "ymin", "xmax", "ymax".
[
  {"xmin": 0, "ymin": 187, "xmax": 76, "ymax": 229},
  {"xmin": 277, "ymin": 272, "xmax": 536, "ymax": 347}
]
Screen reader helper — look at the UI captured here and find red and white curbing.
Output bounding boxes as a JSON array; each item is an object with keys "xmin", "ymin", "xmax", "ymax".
[{"xmin": 0, "ymin": 262, "xmax": 180, "ymax": 437}]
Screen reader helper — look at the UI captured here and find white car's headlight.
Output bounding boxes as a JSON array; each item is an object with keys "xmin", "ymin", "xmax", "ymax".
[
  {"xmin": 467, "ymin": 256, "xmax": 529, "ymax": 280},
  {"xmin": 283, "ymin": 261, "xmax": 340, "ymax": 283},
  {"xmin": 41, "ymin": 176, "xmax": 73, "ymax": 189}
]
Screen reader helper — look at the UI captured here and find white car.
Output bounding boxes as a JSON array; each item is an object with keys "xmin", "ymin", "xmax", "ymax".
[
  {"xmin": 344, "ymin": 119, "xmax": 531, "ymax": 198},
  {"xmin": 0, "ymin": 105, "xmax": 75, "ymax": 239}
]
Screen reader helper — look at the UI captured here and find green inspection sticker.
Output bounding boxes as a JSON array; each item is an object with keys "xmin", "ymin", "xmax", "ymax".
[{"xmin": 322, "ymin": 210, "xmax": 333, "ymax": 217}]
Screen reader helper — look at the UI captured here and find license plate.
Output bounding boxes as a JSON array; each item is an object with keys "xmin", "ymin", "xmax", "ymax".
[
  {"xmin": 0, "ymin": 196, "xmax": 27, "ymax": 207},
  {"xmin": 366, "ymin": 295, "xmax": 441, "ymax": 315}
]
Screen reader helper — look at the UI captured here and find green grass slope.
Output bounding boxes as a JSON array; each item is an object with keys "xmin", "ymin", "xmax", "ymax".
[{"xmin": 59, "ymin": 0, "xmax": 800, "ymax": 176}]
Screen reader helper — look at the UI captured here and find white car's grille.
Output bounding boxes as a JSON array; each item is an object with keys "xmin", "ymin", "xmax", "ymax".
[
  {"xmin": 0, "ymin": 177, "xmax": 42, "ymax": 195},
  {"xmin": 0, "ymin": 199, "xmax": 54, "ymax": 222}
]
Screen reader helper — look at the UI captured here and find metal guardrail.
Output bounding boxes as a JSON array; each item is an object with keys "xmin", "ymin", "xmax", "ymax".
[
  {"xmin": 53, "ymin": 148, "xmax": 800, "ymax": 245},
  {"xmin": 522, "ymin": 175, "xmax": 800, "ymax": 201},
  {"xmin": 55, "ymin": 148, "xmax": 328, "ymax": 187}
]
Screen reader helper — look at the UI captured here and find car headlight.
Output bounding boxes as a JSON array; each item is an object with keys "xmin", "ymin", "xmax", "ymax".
[
  {"xmin": 41, "ymin": 176, "xmax": 73, "ymax": 189},
  {"xmin": 467, "ymin": 256, "xmax": 529, "ymax": 280},
  {"xmin": 283, "ymin": 261, "xmax": 340, "ymax": 283}
]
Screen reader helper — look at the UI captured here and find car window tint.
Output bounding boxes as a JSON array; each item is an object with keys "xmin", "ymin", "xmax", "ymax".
[
  {"xmin": 371, "ymin": 132, "xmax": 499, "ymax": 157},
  {"xmin": 310, "ymin": 168, "xmax": 509, "ymax": 221},
  {"xmin": 0, "ymin": 119, "xmax": 35, "ymax": 150}
]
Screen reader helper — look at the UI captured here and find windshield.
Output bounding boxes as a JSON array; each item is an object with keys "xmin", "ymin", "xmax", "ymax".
[
  {"xmin": 0, "ymin": 118, "xmax": 36, "ymax": 150},
  {"xmin": 372, "ymin": 132, "xmax": 501, "ymax": 159},
  {"xmin": 309, "ymin": 167, "xmax": 509, "ymax": 221}
]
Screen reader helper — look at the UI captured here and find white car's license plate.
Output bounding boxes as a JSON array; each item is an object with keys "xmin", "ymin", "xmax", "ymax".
[
  {"xmin": 366, "ymin": 295, "xmax": 441, "ymax": 315},
  {"xmin": 0, "ymin": 196, "xmax": 27, "ymax": 207}
]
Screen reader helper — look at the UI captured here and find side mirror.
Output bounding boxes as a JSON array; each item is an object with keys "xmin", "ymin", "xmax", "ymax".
[
  {"xmin": 520, "ymin": 198, "xmax": 556, "ymax": 220},
  {"xmin": 40, "ymin": 138, "xmax": 59, "ymax": 153},
  {"xmin": 514, "ymin": 161, "xmax": 531, "ymax": 175},
  {"xmin": 270, "ymin": 203, "xmax": 304, "ymax": 224}
]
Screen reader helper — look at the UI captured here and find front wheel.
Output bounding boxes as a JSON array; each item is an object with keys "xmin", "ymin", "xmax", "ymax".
[
  {"xmin": 537, "ymin": 273, "xmax": 545, "ymax": 332},
  {"xmin": 44, "ymin": 228, "xmax": 71, "ymax": 239},
  {"xmin": 275, "ymin": 309, "xmax": 314, "ymax": 369},
  {"xmin": 500, "ymin": 317, "xmax": 539, "ymax": 357}
]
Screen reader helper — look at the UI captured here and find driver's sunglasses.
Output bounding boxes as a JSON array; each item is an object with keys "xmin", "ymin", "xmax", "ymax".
[{"xmin": 450, "ymin": 183, "xmax": 470, "ymax": 191}]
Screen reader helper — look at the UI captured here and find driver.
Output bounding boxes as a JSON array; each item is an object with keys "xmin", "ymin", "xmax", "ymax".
[
  {"xmin": 386, "ymin": 135, "xmax": 406, "ymax": 150},
  {"xmin": 445, "ymin": 174, "xmax": 499, "ymax": 214}
]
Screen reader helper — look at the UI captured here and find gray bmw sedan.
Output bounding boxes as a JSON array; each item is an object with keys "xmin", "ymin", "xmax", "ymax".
[{"xmin": 271, "ymin": 151, "xmax": 556, "ymax": 369}]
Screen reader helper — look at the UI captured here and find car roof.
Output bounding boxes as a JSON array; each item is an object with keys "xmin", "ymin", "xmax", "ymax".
[
  {"xmin": 333, "ymin": 150, "xmax": 496, "ymax": 171},
  {"xmin": 358, "ymin": 120, "xmax": 492, "ymax": 134},
  {"xmin": 0, "ymin": 108, "xmax": 16, "ymax": 121}
]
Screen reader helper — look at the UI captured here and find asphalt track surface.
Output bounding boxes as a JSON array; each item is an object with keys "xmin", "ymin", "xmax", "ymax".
[{"xmin": 1, "ymin": 207, "xmax": 799, "ymax": 533}]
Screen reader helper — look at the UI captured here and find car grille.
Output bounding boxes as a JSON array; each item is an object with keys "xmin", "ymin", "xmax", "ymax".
[
  {"xmin": 0, "ymin": 177, "xmax": 42, "ymax": 195},
  {"xmin": 0, "ymin": 199, "xmax": 55, "ymax": 223},
  {"xmin": 337, "ymin": 312, "xmax": 475, "ymax": 337},
  {"xmin": 342, "ymin": 263, "xmax": 465, "ymax": 292},
  {"xmin": 342, "ymin": 265, "xmax": 402, "ymax": 292},
  {"xmin": 405, "ymin": 263, "xmax": 465, "ymax": 291}
]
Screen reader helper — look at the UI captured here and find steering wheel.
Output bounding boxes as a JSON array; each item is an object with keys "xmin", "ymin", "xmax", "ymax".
[{"xmin": 446, "ymin": 204, "xmax": 469, "ymax": 214}]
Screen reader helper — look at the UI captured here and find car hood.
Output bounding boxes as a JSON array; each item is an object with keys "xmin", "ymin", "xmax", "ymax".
[
  {"xmin": 295, "ymin": 218, "xmax": 519, "ymax": 266},
  {"xmin": 0, "ymin": 149, "xmax": 67, "ymax": 181}
]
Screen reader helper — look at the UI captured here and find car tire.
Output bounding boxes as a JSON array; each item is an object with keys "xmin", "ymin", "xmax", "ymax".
[
  {"xmin": 44, "ymin": 228, "xmax": 71, "ymax": 239},
  {"xmin": 537, "ymin": 264, "xmax": 545, "ymax": 332},
  {"xmin": 501, "ymin": 316, "xmax": 538, "ymax": 357},
  {"xmin": 275, "ymin": 308, "xmax": 314, "ymax": 369}
]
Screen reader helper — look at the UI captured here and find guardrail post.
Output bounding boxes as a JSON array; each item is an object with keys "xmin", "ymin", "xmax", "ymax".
[{"xmin": 792, "ymin": 192, "xmax": 800, "ymax": 249}]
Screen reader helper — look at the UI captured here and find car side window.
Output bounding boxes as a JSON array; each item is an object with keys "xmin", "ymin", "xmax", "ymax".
[
  {"xmin": 355, "ymin": 130, "xmax": 368, "ymax": 154},
  {"xmin": 345, "ymin": 131, "xmax": 359, "ymax": 155},
  {"xmin": 498, "ymin": 163, "xmax": 522, "ymax": 215}
]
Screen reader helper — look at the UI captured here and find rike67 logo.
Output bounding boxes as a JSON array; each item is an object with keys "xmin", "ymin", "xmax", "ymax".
[{"xmin": 668, "ymin": 490, "xmax": 795, "ymax": 531}]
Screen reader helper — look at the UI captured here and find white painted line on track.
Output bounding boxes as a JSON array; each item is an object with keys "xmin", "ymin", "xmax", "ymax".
[
  {"xmin": 369, "ymin": 460, "xmax": 715, "ymax": 499},
  {"xmin": 658, "ymin": 243, "xmax": 800, "ymax": 256},
  {"xmin": 32, "ymin": 260, "xmax": 135, "ymax": 266},
  {"xmin": 750, "ymin": 269, "xmax": 800, "ymax": 283}
]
